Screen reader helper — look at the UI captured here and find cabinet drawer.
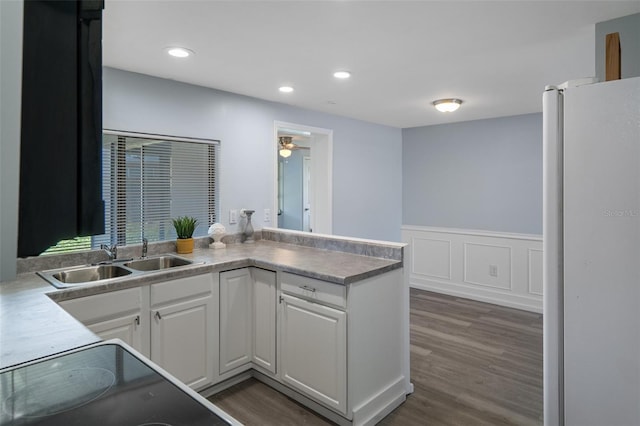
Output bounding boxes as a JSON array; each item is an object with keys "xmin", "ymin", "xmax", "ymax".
[
  {"xmin": 280, "ymin": 272, "xmax": 346, "ymax": 309},
  {"xmin": 60, "ymin": 287, "xmax": 142, "ymax": 323},
  {"xmin": 151, "ymin": 274, "xmax": 214, "ymax": 306}
]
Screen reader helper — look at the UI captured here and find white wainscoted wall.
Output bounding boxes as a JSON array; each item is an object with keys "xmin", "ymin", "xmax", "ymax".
[{"xmin": 402, "ymin": 226, "xmax": 543, "ymax": 313}]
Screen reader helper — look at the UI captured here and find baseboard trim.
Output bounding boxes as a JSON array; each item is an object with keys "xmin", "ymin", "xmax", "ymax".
[
  {"xmin": 201, "ymin": 368, "xmax": 411, "ymax": 425},
  {"xmin": 252, "ymin": 370, "xmax": 353, "ymax": 426},
  {"xmin": 199, "ymin": 371, "xmax": 253, "ymax": 398},
  {"xmin": 411, "ymin": 280, "xmax": 542, "ymax": 313},
  {"xmin": 352, "ymin": 376, "xmax": 407, "ymax": 426}
]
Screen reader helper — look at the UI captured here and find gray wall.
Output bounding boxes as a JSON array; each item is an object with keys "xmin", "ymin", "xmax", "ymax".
[
  {"xmin": 402, "ymin": 113, "xmax": 542, "ymax": 235},
  {"xmin": 596, "ymin": 13, "xmax": 640, "ymax": 81},
  {"xmin": 104, "ymin": 68, "xmax": 403, "ymax": 242},
  {"xmin": 0, "ymin": 0, "xmax": 23, "ymax": 282}
]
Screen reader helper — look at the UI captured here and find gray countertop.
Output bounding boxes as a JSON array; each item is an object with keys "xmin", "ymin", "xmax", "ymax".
[{"xmin": 1, "ymin": 240, "xmax": 402, "ymax": 370}]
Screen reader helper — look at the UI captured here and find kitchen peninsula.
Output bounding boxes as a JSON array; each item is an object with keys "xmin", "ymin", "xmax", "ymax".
[{"xmin": 0, "ymin": 229, "xmax": 409, "ymax": 426}]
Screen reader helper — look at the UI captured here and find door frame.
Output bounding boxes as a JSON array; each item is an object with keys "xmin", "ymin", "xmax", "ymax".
[
  {"xmin": 302, "ymin": 155, "xmax": 311, "ymax": 232},
  {"xmin": 273, "ymin": 121, "xmax": 333, "ymax": 234}
]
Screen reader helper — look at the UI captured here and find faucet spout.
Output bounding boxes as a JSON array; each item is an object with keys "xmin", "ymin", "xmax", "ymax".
[
  {"xmin": 100, "ymin": 243, "xmax": 118, "ymax": 261},
  {"xmin": 142, "ymin": 238, "xmax": 148, "ymax": 258}
]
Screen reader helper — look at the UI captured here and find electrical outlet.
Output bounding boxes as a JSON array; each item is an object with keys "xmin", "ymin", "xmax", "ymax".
[
  {"xmin": 264, "ymin": 209, "xmax": 271, "ymax": 223},
  {"xmin": 489, "ymin": 265, "xmax": 498, "ymax": 277},
  {"xmin": 229, "ymin": 209, "xmax": 238, "ymax": 224}
]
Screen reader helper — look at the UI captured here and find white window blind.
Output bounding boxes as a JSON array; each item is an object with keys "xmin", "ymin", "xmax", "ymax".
[{"xmin": 43, "ymin": 131, "xmax": 218, "ymax": 254}]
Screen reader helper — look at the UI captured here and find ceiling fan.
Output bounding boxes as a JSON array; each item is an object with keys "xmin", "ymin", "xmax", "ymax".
[{"xmin": 278, "ymin": 136, "xmax": 300, "ymax": 158}]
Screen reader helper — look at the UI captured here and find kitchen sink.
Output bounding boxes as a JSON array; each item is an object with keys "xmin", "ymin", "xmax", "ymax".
[
  {"xmin": 38, "ymin": 254, "xmax": 200, "ymax": 289},
  {"xmin": 40, "ymin": 265, "xmax": 133, "ymax": 287},
  {"xmin": 123, "ymin": 255, "xmax": 193, "ymax": 271}
]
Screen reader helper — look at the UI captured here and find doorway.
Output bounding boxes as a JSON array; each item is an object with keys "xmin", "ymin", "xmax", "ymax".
[{"xmin": 274, "ymin": 121, "xmax": 332, "ymax": 234}]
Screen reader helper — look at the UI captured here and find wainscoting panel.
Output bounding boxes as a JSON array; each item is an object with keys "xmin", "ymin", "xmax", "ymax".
[
  {"xmin": 411, "ymin": 237, "xmax": 451, "ymax": 280},
  {"xmin": 402, "ymin": 226, "xmax": 543, "ymax": 313},
  {"xmin": 528, "ymin": 249, "xmax": 544, "ymax": 296},
  {"xmin": 463, "ymin": 243, "xmax": 512, "ymax": 290}
]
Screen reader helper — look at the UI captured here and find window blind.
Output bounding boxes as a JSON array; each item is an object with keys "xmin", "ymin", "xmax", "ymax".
[{"xmin": 43, "ymin": 132, "xmax": 218, "ymax": 254}]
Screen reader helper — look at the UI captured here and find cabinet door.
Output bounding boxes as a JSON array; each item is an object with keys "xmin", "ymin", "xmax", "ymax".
[
  {"xmin": 59, "ymin": 287, "xmax": 147, "ymax": 355},
  {"xmin": 88, "ymin": 314, "xmax": 143, "ymax": 351},
  {"xmin": 219, "ymin": 269, "xmax": 253, "ymax": 374},
  {"xmin": 251, "ymin": 268, "xmax": 276, "ymax": 374},
  {"xmin": 280, "ymin": 294, "xmax": 347, "ymax": 414},
  {"xmin": 151, "ymin": 296, "xmax": 214, "ymax": 390}
]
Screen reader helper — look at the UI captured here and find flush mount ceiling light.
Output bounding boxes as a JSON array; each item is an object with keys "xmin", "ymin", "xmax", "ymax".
[
  {"xmin": 279, "ymin": 148, "xmax": 292, "ymax": 158},
  {"xmin": 433, "ymin": 98, "xmax": 463, "ymax": 112},
  {"xmin": 165, "ymin": 47, "xmax": 194, "ymax": 58},
  {"xmin": 279, "ymin": 86, "xmax": 294, "ymax": 93},
  {"xmin": 333, "ymin": 71, "xmax": 351, "ymax": 79}
]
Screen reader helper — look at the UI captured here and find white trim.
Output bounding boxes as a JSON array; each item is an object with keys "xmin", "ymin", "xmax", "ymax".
[
  {"xmin": 103, "ymin": 129, "xmax": 220, "ymax": 145},
  {"xmin": 401, "ymin": 225, "xmax": 542, "ymax": 242},
  {"xmin": 273, "ymin": 121, "xmax": 333, "ymax": 234}
]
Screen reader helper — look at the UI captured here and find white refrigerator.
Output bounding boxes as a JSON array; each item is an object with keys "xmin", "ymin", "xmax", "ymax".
[{"xmin": 543, "ymin": 76, "xmax": 640, "ymax": 426}]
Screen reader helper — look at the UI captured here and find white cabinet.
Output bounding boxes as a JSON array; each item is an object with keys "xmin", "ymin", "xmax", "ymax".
[
  {"xmin": 150, "ymin": 274, "xmax": 216, "ymax": 391},
  {"xmin": 219, "ymin": 267, "xmax": 277, "ymax": 376},
  {"xmin": 59, "ymin": 287, "xmax": 147, "ymax": 355},
  {"xmin": 59, "ymin": 273, "xmax": 218, "ymax": 392},
  {"xmin": 278, "ymin": 270, "xmax": 407, "ymax": 425},
  {"xmin": 58, "ymin": 260, "xmax": 407, "ymax": 425},
  {"xmin": 219, "ymin": 268, "xmax": 253, "ymax": 374},
  {"xmin": 280, "ymin": 293, "xmax": 347, "ymax": 415},
  {"xmin": 251, "ymin": 268, "xmax": 277, "ymax": 374}
]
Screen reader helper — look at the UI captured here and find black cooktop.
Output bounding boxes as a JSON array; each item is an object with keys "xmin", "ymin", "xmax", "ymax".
[{"xmin": 0, "ymin": 343, "xmax": 231, "ymax": 426}]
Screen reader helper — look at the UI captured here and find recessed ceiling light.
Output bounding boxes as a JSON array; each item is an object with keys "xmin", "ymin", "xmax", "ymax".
[
  {"xmin": 166, "ymin": 47, "xmax": 194, "ymax": 58},
  {"xmin": 279, "ymin": 86, "xmax": 294, "ymax": 93},
  {"xmin": 333, "ymin": 71, "xmax": 351, "ymax": 79},
  {"xmin": 433, "ymin": 98, "xmax": 463, "ymax": 112}
]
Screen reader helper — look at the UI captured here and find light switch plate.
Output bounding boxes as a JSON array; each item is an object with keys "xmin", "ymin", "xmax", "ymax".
[
  {"xmin": 229, "ymin": 210, "xmax": 238, "ymax": 224},
  {"xmin": 264, "ymin": 209, "xmax": 271, "ymax": 223}
]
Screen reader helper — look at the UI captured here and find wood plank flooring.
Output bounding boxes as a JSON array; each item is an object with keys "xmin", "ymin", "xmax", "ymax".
[{"xmin": 208, "ymin": 289, "xmax": 543, "ymax": 425}]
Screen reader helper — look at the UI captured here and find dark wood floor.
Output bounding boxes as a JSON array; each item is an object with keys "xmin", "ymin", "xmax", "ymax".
[{"xmin": 208, "ymin": 288, "xmax": 543, "ymax": 425}]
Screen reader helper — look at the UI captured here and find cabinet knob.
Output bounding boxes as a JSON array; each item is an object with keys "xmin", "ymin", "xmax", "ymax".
[{"xmin": 155, "ymin": 311, "xmax": 162, "ymax": 320}]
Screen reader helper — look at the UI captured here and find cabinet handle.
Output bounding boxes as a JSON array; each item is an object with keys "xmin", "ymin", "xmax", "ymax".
[
  {"xmin": 134, "ymin": 315, "xmax": 140, "ymax": 325},
  {"xmin": 155, "ymin": 311, "xmax": 162, "ymax": 320},
  {"xmin": 279, "ymin": 295, "xmax": 284, "ymax": 304},
  {"xmin": 299, "ymin": 285, "xmax": 316, "ymax": 293}
]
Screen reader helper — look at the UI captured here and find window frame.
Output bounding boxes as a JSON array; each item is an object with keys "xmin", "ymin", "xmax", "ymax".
[{"xmin": 42, "ymin": 130, "xmax": 220, "ymax": 255}]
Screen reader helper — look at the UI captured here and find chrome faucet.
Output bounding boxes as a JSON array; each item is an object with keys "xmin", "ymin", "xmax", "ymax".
[
  {"xmin": 100, "ymin": 243, "xmax": 117, "ymax": 261},
  {"xmin": 142, "ymin": 238, "xmax": 148, "ymax": 258}
]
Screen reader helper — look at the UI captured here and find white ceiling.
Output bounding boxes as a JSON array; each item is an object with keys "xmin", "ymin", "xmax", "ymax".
[{"xmin": 103, "ymin": 1, "xmax": 640, "ymax": 128}]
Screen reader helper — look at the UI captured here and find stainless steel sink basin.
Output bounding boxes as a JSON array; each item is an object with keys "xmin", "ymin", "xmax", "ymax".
[
  {"xmin": 38, "ymin": 254, "xmax": 200, "ymax": 289},
  {"xmin": 123, "ymin": 255, "xmax": 193, "ymax": 271},
  {"xmin": 39, "ymin": 265, "xmax": 132, "ymax": 288}
]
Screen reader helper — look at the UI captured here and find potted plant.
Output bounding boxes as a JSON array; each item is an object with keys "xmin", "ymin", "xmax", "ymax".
[{"xmin": 172, "ymin": 216, "xmax": 198, "ymax": 254}]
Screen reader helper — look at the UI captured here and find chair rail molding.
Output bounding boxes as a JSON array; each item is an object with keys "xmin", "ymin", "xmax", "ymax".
[{"xmin": 401, "ymin": 225, "xmax": 542, "ymax": 313}]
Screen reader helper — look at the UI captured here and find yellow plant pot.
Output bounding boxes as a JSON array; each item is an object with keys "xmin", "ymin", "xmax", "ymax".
[{"xmin": 176, "ymin": 238, "xmax": 194, "ymax": 254}]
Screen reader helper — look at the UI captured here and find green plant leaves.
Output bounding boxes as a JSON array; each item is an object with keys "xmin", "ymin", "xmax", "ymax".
[{"xmin": 172, "ymin": 216, "xmax": 198, "ymax": 239}]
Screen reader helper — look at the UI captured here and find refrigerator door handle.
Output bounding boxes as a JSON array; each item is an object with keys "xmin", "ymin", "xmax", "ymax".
[{"xmin": 542, "ymin": 87, "xmax": 564, "ymax": 426}]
